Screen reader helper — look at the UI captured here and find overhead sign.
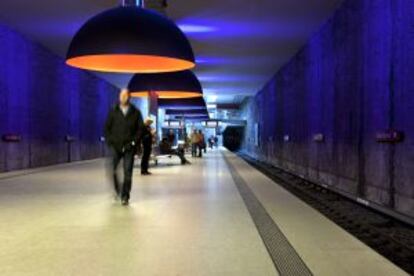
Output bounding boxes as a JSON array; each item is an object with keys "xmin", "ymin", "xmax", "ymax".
[
  {"xmin": 202, "ymin": 120, "xmax": 219, "ymax": 128},
  {"xmin": 169, "ymin": 121, "xmax": 181, "ymax": 128},
  {"xmin": 163, "ymin": 120, "xmax": 183, "ymax": 128}
]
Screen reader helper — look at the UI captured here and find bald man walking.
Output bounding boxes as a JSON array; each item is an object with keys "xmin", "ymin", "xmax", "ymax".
[{"xmin": 105, "ymin": 90, "xmax": 143, "ymax": 205}]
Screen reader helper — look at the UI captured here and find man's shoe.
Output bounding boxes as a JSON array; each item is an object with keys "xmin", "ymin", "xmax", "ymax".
[
  {"xmin": 121, "ymin": 198, "xmax": 129, "ymax": 206},
  {"xmin": 141, "ymin": 171, "xmax": 152, "ymax": 175}
]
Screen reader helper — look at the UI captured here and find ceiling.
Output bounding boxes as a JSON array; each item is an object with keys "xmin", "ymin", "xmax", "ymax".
[{"xmin": 0, "ymin": 0, "xmax": 343, "ymax": 104}]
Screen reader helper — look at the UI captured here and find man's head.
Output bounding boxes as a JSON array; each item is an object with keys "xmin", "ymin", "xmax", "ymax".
[
  {"xmin": 144, "ymin": 117, "xmax": 154, "ymax": 126},
  {"xmin": 119, "ymin": 89, "xmax": 130, "ymax": 106}
]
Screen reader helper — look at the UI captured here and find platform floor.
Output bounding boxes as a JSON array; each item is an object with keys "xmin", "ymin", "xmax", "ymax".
[{"xmin": 0, "ymin": 149, "xmax": 407, "ymax": 276}]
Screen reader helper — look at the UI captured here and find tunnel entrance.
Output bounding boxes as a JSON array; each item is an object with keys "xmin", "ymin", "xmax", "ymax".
[{"xmin": 223, "ymin": 126, "xmax": 244, "ymax": 152}]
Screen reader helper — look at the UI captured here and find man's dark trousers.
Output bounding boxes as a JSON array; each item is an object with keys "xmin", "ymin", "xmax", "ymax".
[
  {"xmin": 141, "ymin": 145, "xmax": 151, "ymax": 173},
  {"xmin": 198, "ymin": 144, "xmax": 203, "ymax": 157},
  {"xmin": 112, "ymin": 149, "xmax": 135, "ymax": 201}
]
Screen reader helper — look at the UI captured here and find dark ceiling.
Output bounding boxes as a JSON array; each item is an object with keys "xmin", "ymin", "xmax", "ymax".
[{"xmin": 0, "ymin": 0, "xmax": 343, "ymax": 104}]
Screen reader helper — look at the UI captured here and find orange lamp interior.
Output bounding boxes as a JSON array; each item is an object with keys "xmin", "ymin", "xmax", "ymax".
[
  {"xmin": 66, "ymin": 54, "xmax": 195, "ymax": 73},
  {"xmin": 130, "ymin": 91, "xmax": 202, "ymax": 99}
]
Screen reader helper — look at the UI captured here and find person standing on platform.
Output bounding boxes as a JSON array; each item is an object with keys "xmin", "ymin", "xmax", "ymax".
[
  {"xmin": 208, "ymin": 136, "xmax": 214, "ymax": 149},
  {"xmin": 104, "ymin": 89, "xmax": 143, "ymax": 206},
  {"xmin": 191, "ymin": 129, "xmax": 199, "ymax": 157},
  {"xmin": 198, "ymin": 130, "xmax": 205, "ymax": 157},
  {"xmin": 141, "ymin": 118, "xmax": 154, "ymax": 175}
]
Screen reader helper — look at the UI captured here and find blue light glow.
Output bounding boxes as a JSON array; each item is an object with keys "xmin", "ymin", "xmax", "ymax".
[
  {"xmin": 195, "ymin": 56, "xmax": 280, "ymax": 67},
  {"xmin": 178, "ymin": 24, "xmax": 217, "ymax": 33},
  {"xmin": 178, "ymin": 17, "xmax": 310, "ymax": 39},
  {"xmin": 195, "ymin": 56, "xmax": 231, "ymax": 64},
  {"xmin": 197, "ymin": 73, "xmax": 266, "ymax": 83}
]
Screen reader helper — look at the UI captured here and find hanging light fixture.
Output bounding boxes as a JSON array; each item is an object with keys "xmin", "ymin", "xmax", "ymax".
[
  {"xmin": 66, "ymin": 1, "xmax": 195, "ymax": 73},
  {"xmin": 174, "ymin": 115, "xmax": 210, "ymax": 121},
  {"xmin": 168, "ymin": 110, "xmax": 210, "ymax": 119},
  {"xmin": 128, "ymin": 70, "xmax": 203, "ymax": 99},
  {"xmin": 166, "ymin": 109, "xmax": 208, "ymax": 115},
  {"xmin": 158, "ymin": 97, "xmax": 207, "ymax": 109}
]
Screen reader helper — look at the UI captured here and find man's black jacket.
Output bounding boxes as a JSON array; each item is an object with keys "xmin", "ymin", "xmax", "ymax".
[
  {"xmin": 104, "ymin": 104, "xmax": 143, "ymax": 153},
  {"xmin": 142, "ymin": 125, "xmax": 153, "ymax": 148}
]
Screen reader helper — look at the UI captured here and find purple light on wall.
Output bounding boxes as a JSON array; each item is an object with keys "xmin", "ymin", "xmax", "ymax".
[
  {"xmin": 238, "ymin": 0, "xmax": 414, "ymax": 219},
  {"xmin": 0, "ymin": 21, "xmax": 118, "ymax": 171},
  {"xmin": 195, "ymin": 56, "xmax": 229, "ymax": 64},
  {"xmin": 178, "ymin": 17, "xmax": 310, "ymax": 39},
  {"xmin": 197, "ymin": 74, "xmax": 265, "ymax": 83},
  {"xmin": 16, "ymin": 18, "xmax": 86, "ymax": 37},
  {"xmin": 197, "ymin": 56, "xmax": 279, "ymax": 65},
  {"xmin": 178, "ymin": 24, "xmax": 217, "ymax": 33}
]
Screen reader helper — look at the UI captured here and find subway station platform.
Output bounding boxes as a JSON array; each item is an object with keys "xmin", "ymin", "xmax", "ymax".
[{"xmin": 0, "ymin": 149, "xmax": 407, "ymax": 276}]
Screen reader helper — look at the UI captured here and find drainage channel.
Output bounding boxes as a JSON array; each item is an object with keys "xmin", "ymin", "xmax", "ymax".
[
  {"xmin": 223, "ymin": 153, "xmax": 313, "ymax": 276},
  {"xmin": 239, "ymin": 153, "xmax": 414, "ymax": 275}
]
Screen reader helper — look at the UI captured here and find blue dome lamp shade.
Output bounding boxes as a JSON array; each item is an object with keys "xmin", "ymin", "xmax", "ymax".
[
  {"xmin": 66, "ymin": 2, "xmax": 195, "ymax": 73},
  {"xmin": 128, "ymin": 70, "xmax": 203, "ymax": 99},
  {"xmin": 174, "ymin": 115, "xmax": 210, "ymax": 121},
  {"xmin": 158, "ymin": 97, "xmax": 207, "ymax": 109},
  {"xmin": 168, "ymin": 109, "xmax": 210, "ymax": 120},
  {"xmin": 166, "ymin": 109, "xmax": 209, "ymax": 116}
]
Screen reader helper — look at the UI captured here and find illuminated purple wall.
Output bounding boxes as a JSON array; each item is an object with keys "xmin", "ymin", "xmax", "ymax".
[
  {"xmin": 241, "ymin": 0, "xmax": 414, "ymax": 218},
  {"xmin": 0, "ymin": 22, "xmax": 118, "ymax": 172}
]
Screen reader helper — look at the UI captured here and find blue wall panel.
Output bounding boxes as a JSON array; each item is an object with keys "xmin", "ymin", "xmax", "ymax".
[
  {"xmin": 0, "ymin": 22, "xmax": 118, "ymax": 172},
  {"xmin": 393, "ymin": 0, "xmax": 414, "ymax": 214},
  {"xmin": 240, "ymin": 0, "xmax": 414, "ymax": 218}
]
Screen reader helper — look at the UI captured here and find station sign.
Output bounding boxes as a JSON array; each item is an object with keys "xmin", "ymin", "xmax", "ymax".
[
  {"xmin": 2, "ymin": 134, "xmax": 22, "ymax": 142},
  {"xmin": 376, "ymin": 130, "xmax": 404, "ymax": 143},
  {"xmin": 163, "ymin": 120, "xmax": 183, "ymax": 129},
  {"xmin": 313, "ymin": 133, "xmax": 325, "ymax": 143},
  {"xmin": 65, "ymin": 135, "xmax": 76, "ymax": 142},
  {"xmin": 202, "ymin": 120, "xmax": 219, "ymax": 128}
]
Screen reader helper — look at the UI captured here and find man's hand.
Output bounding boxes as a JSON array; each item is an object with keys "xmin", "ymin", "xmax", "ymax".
[{"xmin": 123, "ymin": 141, "xmax": 137, "ymax": 153}]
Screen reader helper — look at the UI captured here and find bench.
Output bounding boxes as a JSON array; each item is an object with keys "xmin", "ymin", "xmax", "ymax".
[{"xmin": 151, "ymin": 146, "xmax": 182, "ymax": 166}]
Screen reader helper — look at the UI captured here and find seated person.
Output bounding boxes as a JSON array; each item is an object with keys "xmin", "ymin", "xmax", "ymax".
[{"xmin": 159, "ymin": 138, "xmax": 190, "ymax": 165}]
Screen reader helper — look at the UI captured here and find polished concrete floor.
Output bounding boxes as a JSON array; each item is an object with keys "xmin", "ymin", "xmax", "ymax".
[{"xmin": 0, "ymin": 149, "xmax": 407, "ymax": 276}]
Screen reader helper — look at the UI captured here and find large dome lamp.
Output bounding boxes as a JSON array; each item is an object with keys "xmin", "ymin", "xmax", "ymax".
[
  {"xmin": 66, "ymin": 1, "xmax": 195, "ymax": 73},
  {"xmin": 158, "ymin": 97, "xmax": 207, "ymax": 109},
  {"xmin": 128, "ymin": 70, "xmax": 203, "ymax": 99},
  {"xmin": 166, "ymin": 109, "xmax": 209, "ymax": 116}
]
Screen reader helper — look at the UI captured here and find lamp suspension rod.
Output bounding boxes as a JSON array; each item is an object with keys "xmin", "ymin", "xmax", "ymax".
[{"xmin": 121, "ymin": 0, "xmax": 145, "ymax": 7}]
